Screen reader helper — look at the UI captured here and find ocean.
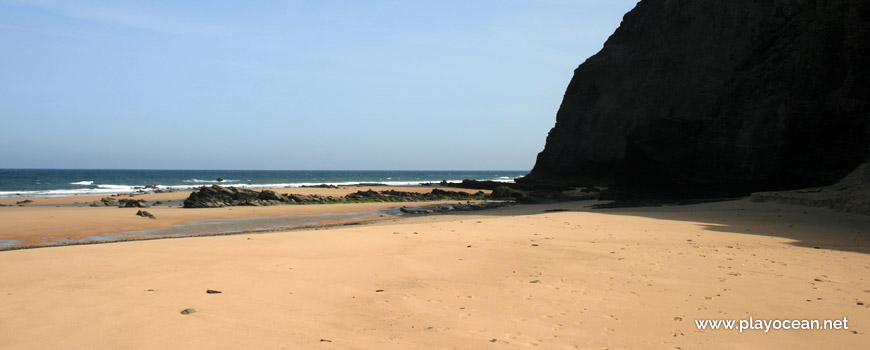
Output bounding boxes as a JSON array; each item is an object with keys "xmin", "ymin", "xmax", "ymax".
[{"xmin": 0, "ymin": 169, "xmax": 528, "ymax": 199}]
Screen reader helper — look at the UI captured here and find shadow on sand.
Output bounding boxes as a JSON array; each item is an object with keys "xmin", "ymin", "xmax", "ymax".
[{"xmin": 438, "ymin": 198, "xmax": 870, "ymax": 255}]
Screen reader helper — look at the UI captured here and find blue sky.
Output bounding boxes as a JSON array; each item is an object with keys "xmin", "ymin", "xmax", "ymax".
[{"xmin": 0, "ymin": 0, "xmax": 638, "ymax": 170}]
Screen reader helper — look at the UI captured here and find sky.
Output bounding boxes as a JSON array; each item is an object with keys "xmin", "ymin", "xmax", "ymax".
[{"xmin": 0, "ymin": 0, "xmax": 638, "ymax": 170}]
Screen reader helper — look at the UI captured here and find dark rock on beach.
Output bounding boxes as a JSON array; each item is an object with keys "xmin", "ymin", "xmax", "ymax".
[
  {"xmin": 447, "ymin": 179, "xmax": 509, "ymax": 191},
  {"xmin": 446, "ymin": 180, "xmax": 572, "ymax": 193},
  {"xmin": 284, "ymin": 193, "xmax": 335, "ymax": 203},
  {"xmin": 441, "ymin": 201, "xmax": 512, "ymax": 211},
  {"xmin": 89, "ymin": 197, "xmax": 117, "ymax": 207},
  {"xmin": 400, "ymin": 201, "xmax": 513, "ymax": 215},
  {"xmin": 183, "ymin": 185, "xmax": 293, "ymax": 208},
  {"xmin": 257, "ymin": 190, "xmax": 283, "ymax": 201},
  {"xmin": 182, "ymin": 185, "xmax": 494, "ymax": 208},
  {"xmin": 345, "ymin": 189, "xmax": 385, "ymax": 201},
  {"xmin": 119, "ymin": 199, "xmax": 148, "ymax": 208},
  {"xmin": 523, "ymin": 0, "xmax": 870, "ymax": 197},
  {"xmin": 492, "ymin": 186, "xmax": 527, "ymax": 200},
  {"xmin": 344, "ymin": 189, "xmax": 487, "ymax": 202},
  {"xmin": 489, "ymin": 185, "xmax": 601, "ymax": 204},
  {"xmin": 299, "ymin": 184, "xmax": 340, "ymax": 189},
  {"xmin": 400, "ymin": 207, "xmax": 432, "ymax": 214},
  {"xmin": 135, "ymin": 210, "xmax": 156, "ymax": 219}
]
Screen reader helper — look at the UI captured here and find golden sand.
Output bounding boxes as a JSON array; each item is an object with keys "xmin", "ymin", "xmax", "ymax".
[{"xmin": 0, "ymin": 194, "xmax": 867, "ymax": 349}]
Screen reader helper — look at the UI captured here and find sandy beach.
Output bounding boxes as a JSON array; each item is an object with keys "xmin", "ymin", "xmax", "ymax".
[{"xmin": 1, "ymin": 194, "xmax": 867, "ymax": 349}]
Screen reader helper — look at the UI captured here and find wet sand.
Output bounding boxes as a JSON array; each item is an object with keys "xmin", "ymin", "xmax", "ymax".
[{"xmin": 0, "ymin": 198, "xmax": 867, "ymax": 349}]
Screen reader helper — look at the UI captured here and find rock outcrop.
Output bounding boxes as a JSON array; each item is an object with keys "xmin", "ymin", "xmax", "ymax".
[
  {"xmin": 183, "ymin": 185, "xmax": 492, "ymax": 208},
  {"xmin": 118, "ymin": 199, "xmax": 148, "ymax": 208},
  {"xmin": 135, "ymin": 210, "xmax": 156, "ymax": 219},
  {"xmin": 524, "ymin": 0, "xmax": 869, "ymax": 196},
  {"xmin": 183, "ymin": 185, "xmax": 293, "ymax": 208},
  {"xmin": 339, "ymin": 189, "xmax": 487, "ymax": 202},
  {"xmin": 89, "ymin": 197, "xmax": 117, "ymax": 207}
]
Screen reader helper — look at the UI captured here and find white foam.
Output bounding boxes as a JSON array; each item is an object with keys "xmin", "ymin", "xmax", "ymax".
[
  {"xmin": 1, "ymin": 184, "xmax": 152, "ymax": 199},
  {"xmin": 0, "ymin": 188, "xmax": 134, "ymax": 198},
  {"xmin": 97, "ymin": 184, "xmax": 134, "ymax": 189},
  {"xmin": 0, "ymin": 177, "xmax": 517, "ymax": 199},
  {"xmin": 70, "ymin": 181, "xmax": 94, "ymax": 185},
  {"xmin": 182, "ymin": 179, "xmax": 241, "ymax": 183}
]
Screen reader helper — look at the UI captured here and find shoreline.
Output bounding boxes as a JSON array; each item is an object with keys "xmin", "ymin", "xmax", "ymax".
[
  {"xmin": 0, "ymin": 183, "xmax": 480, "ymax": 205},
  {"xmin": 0, "ymin": 169, "xmax": 525, "ymax": 200},
  {"xmin": 0, "ymin": 185, "xmax": 498, "ymax": 250}
]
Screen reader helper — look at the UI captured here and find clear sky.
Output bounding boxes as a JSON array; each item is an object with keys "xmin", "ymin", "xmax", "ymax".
[{"xmin": 0, "ymin": 0, "xmax": 638, "ymax": 170}]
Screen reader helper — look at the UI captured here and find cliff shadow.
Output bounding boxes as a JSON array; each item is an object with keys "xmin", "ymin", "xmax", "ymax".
[{"xmin": 441, "ymin": 198, "xmax": 870, "ymax": 255}]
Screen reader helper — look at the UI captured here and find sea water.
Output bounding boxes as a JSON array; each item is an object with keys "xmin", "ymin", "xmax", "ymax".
[{"xmin": 0, "ymin": 169, "xmax": 527, "ymax": 199}]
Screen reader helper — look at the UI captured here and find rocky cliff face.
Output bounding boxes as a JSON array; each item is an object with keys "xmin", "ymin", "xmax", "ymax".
[{"xmin": 525, "ymin": 0, "xmax": 869, "ymax": 195}]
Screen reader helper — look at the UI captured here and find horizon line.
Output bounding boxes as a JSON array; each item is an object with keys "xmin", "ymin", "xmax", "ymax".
[{"xmin": 0, "ymin": 168, "xmax": 531, "ymax": 172}]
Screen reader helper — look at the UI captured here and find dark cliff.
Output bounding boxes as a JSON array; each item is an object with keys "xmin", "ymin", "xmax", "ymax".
[{"xmin": 524, "ymin": 0, "xmax": 870, "ymax": 196}]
